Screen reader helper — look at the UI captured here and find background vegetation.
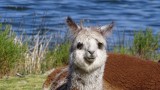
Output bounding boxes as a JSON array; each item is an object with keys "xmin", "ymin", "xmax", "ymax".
[
  {"xmin": 0, "ymin": 25, "xmax": 160, "ymax": 77},
  {"xmin": 114, "ymin": 28, "xmax": 160, "ymax": 61},
  {"xmin": 0, "ymin": 24, "xmax": 27, "ymax": 78},
  {"xmin": 41, "ymin": 41, "xmax": 70, "ymax": 73}
]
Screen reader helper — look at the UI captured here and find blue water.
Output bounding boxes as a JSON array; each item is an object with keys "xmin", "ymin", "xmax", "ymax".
[{"xmin": 0, "ymin": 0, "xmax": 160, "ymax": 48}]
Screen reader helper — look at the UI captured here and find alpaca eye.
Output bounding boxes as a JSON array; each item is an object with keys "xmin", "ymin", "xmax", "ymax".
[
  {"xmin": 98, "ymin": 42, "xmax": 103, "ymax": 49},
  {"xmin": 77, "ymin": 42, "xmax": 83, "ymax": 50}
]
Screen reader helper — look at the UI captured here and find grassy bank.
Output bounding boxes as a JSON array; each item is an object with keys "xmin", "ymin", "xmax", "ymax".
[
  {"xmin": 0, "ymin": 23, "xmax": 160, "ymax": 77},
  {"xmin": 0, "ymin": 75, "xmax": 45, "ymax": 90}
]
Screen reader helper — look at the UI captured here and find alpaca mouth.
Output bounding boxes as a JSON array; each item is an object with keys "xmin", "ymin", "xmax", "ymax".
[
  {"xmin": 84, "ymin": 57, "xmax": 95, "ymax": 64},
  {"xmin": 87, "ymin": 57, "xmax": 95, "ymax": 60}
]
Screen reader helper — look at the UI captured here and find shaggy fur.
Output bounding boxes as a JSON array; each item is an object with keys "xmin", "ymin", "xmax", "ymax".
[{"xmin": 43, "ymin": 53, "xmax": 160, "ymax": 90}]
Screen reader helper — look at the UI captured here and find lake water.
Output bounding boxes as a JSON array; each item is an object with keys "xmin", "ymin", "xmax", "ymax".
[{"xmin": 0, "ymin": 0, "xmax": 160, "ymax": 49}]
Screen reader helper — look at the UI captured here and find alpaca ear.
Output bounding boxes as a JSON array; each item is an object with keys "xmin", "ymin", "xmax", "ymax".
[
  {"xmin": 66, "ymin": 16, "xmax": 79, "ymax": 34},
  {"xmin": 100, "ymin": 21, "xmax": 114, "ymax": 37}
]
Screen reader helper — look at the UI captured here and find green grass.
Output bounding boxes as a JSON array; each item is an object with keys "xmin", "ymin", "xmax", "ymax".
[{"xmin": 0, "ymin": 75, "xmax": 45, "ymax": 90}]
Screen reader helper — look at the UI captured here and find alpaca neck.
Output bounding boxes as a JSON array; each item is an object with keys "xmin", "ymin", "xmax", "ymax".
[{"xmin": 67, "ymin": 64, "xmax": 105, "ymax": 90}]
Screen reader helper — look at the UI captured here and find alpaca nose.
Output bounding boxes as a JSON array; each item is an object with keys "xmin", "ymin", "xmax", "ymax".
[{"xmin": 88, "ymin": 50, "xmax": 95, "ymax": 55}]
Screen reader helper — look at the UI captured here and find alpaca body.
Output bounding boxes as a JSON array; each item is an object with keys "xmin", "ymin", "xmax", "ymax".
[
  {"xmin": 43, "ymin": 53, "xmax": 160, "ymax": 90},
  {"xmin": 43, "ymin": 17, "xmax": 160, "ymax": 90}
]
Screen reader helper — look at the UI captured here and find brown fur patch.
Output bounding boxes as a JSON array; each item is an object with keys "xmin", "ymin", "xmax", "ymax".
[
  {"xmin": 43, "ymin": 66, "xmax": 68, "ymax": 89},
  {"xmin": 104, "ymin": 53, "xmax": 160, "ymax": 90}
]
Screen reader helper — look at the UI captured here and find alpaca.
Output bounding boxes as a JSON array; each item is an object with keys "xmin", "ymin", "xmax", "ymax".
[
  {"xmin": 43, "ymin": 16, "xmax": 114, "ymax": 90},
  {"xmin": 43, "ymin": 53, "xmax": 160, "ymax": 90},
  {"xmin": 43, "ymin": 17, "xmax": 160, "ymax": 90}
]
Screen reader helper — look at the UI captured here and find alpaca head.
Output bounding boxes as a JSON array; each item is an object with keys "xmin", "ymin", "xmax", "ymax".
[{"xmin": 66, "ymin": 17, "xmax": 114, "ymax": 73}]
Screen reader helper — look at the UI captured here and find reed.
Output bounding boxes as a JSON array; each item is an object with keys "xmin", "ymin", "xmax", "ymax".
[{"xmin": 23, "ymin": 32, "xmax": 52, "ymax": 74}]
